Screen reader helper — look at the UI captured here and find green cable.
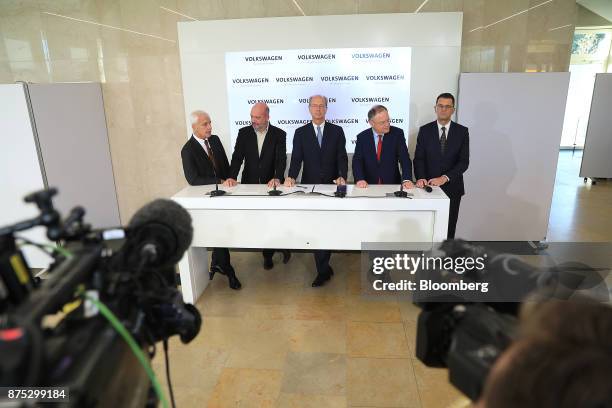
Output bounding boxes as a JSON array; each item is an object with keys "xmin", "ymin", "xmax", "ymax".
[
  {"xmin": 17, "ymin": 240, "xmax": 74, "ymax": 259},
  {"xmin": 81, "ymin": 292, "xmax": 170, "ymax": 408},
  {"xmin": 40, "ymin": 243, "xmax": 73, "ymax": 259}
]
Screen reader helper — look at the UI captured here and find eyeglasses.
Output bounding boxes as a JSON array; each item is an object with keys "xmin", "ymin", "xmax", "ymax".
[
  {"xmin": 310, "ymin": 104, "xmax": 326, "ymax": 109},
  {"xmin": 371, "ymin": 119, "xmax": 390, "ymax": 126},
  {"xmin": 436, "ymin": 104, "xmax": 454, "ymax": 110}
]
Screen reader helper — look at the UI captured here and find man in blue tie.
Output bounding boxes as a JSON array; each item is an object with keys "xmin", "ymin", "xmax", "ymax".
[{"xmin": 285, "ymin": 95, "xmax": 348, "ymax": 287}]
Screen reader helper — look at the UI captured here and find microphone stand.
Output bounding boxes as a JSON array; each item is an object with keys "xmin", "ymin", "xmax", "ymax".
[
  {"xmin": 208, "ymin": 164, "xmax": 226, "ymax": 197},
  {"xmin": 210, "ymin": 182, "xmax": 226, "ymax": 197},
  {"xmin": 394, "ymin": 182, "xmax": 408, "ymax": 198},
  {"xmin": 268, "ymin": 182, "xmax": 282, "ymax": 196}
]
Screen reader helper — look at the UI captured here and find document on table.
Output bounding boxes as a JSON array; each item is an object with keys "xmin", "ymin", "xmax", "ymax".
[
  {"xmin": 311, "ymin": 184, "xmax": 338, "ymax": 195},
  {"xmin": 349, "ymin": 185, "xmax": 390, "ymax": 197}
]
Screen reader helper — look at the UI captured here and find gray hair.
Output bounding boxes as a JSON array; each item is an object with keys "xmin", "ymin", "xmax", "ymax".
[
  {"xmin": 189, "ymin": 110, "xmax": 210, "ymax": 124},
  {"xmin": 367, "ymin": 105, "xmax": 388, "ymax": 121},
  {"xmin": 308, "ymin": 95, "xmax": 328, "ymax": 107}
]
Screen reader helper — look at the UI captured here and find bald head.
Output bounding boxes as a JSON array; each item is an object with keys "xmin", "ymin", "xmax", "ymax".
[
  {"xmin": 190, "ymin": 110, "xmax": 212, "ymax": 139},
  {"xmin": 250, "ymin": 103, "xmax": 270, "ymax": 132}
]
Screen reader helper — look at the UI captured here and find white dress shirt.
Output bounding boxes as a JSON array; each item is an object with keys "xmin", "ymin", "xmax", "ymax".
[
  {"xmin": 193, "ymin": 134, "xmax": 211, "ymax": 156},
  {"xmin": 312, "ymin": 121, "xmax": 325, "ymax": 140},
  {"xmin": 255, "ymin": 125, "xmax": 268, "ymax": 157},
  {"xmin": 437, "ymin": 120, "xmax": 451, "ymax": 139}
]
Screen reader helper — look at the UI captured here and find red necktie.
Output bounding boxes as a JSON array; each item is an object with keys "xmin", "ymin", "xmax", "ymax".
[{"xmin": 377, "ymin": 134, "xmax": 383, "ymax": 184}]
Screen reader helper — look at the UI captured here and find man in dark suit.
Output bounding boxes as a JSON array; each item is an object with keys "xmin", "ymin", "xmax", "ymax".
[
  {"xmin": 180, "ymin": 110, "xmax": 241, "ymax": 290},
  {"xmin": 414, "ymin": 93, "xmax": 469, "ymax": 239},
  {"xmin": 284, "ymin": 95, "xmax": 348, "ymax": 287},
  {"xmin": 224, "ymin": 102, "xmax": 291, "ymax": 270},
  {"xmin": 353, "ymin": 105, "xmax": 414, "ymax": 189}
]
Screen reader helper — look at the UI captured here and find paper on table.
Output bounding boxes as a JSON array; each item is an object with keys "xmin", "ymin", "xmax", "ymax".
[
  {"xmin": 225, "ymin": 184, "xmax": 311, "ymax": 196},
  {"xmin": 228, "ymin": 184, "xmax": 268, "ymax": 195},
  {"xmin": 349, "ymin": 185, "xmax": 391, "ymax": 197},
  {"xmin": 311, "ymin": 184, "xmax": 338, "ymax": 195}
]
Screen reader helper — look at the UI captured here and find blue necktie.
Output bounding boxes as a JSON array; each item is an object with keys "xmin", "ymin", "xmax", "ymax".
[{"xmin": 317, "ymin": 126, "xmax": 322, "ymax": 147}]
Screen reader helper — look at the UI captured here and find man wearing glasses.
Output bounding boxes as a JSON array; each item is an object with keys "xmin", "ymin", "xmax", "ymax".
[
  {"xmin": 353, "ymin": 105, "xmax": 414, "ymax": 189},
  {"xmin": 414, "ymin": 93, "xmax": 470, "ymax": 239},
  {"xmin": 285, "ymin": 95, "xmax": 348, "ymax": 287}
]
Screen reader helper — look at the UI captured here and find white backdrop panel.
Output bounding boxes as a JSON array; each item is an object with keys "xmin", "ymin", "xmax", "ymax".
[
  {"xmin": 178, "ymin": 13, "xmax": 462, "ymax": 154},
  {"xmin": 456, "ymin": 73, "xmax": 570, "ymax": 241},
  {"xmin": 225, "ymin": 47, "xmax": 411, "ymax": 152},
  {"xmin": 580, "ymin": 73, "xmax": 612, "ymax": 178},
  {"xmin": 0, "ymin": 84, "xmax": 51, "ymax": 268}
]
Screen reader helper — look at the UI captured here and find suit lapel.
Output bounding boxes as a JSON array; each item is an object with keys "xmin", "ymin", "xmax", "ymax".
[
  {"xmin": 369, "ymin": 131, "xmax": 380, "ymax": 165},
  {"xmin": 260, "ymin": 126, "xmax": 273, "ymax": 160},
  {"xmin": 380, "ymin": 132, "xmax": 394, "ymax": 165},
  {"xmin": 431, "ymin": 122, "xmax": 444, "ymax": 159},
  {"xmin": 192, "ymin": 137, "xmax": 212, "ymax": 166},
  {"xmin": 444, "ymin": 121, "xmax": 456, "ymax": 155},
  {"xmin": 310, "ymin": 124, "xmax": 321, "ymax": 153},
  {"xmin": 320, "ymin": 122, "xmax": 329, "ymax": 153},
  {"xmin": 247, "ymin": 127, "xmax": 260, "ymax": 160}
]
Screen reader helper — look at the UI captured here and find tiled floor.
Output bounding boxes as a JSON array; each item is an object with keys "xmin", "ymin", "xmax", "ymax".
[
  {"xmin": 153, "ymin": 151, "xmax": 611, "ymax": 407},
  {"xmin": 547, "ymin": 150, "xmax": 612, "ymax": 241}
]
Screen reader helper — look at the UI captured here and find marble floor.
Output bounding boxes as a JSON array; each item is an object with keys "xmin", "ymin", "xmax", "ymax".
[{"xmin": 153, "ymin": 151, "xmax": 611, "ymax": 408}]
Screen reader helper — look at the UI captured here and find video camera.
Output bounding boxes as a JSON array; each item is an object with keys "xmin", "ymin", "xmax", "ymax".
[
  {"xmin": 413, "ymin": 239, "xmax": 608, "ymax": 401},
  {"xmin": 0, "ymin": 188, "xmax": 201, "ymax": 407}
]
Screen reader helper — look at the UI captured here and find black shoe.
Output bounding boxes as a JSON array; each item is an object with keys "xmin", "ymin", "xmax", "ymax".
[
  {"xmin": 228, "ymin": 273, "xmax": 242, "ymax": 290},
  {"xmin": 263, "ymin": 257, "xmax": 274, "ymax": 270},
  {"xmin": 282, "ymin": 250, "xmax": 291, "ymax": 264},
  {"xmin": 224, "ymin": 265, "xmax": 242, "ymax": 290},
  {"xmin": 312, "ymin": 271, "xmax": 332, "ymax": 287},
  {"xmin": 210, "ymin": 265, "xmax": 242, "ymax": 290}
]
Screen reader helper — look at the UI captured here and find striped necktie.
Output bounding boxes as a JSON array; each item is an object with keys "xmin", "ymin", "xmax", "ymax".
[{"xmin": 440, "ymin": 126, "xmax": 447, "ymax": 155}]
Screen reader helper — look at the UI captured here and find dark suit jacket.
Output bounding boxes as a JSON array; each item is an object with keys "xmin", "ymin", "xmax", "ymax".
[
  {"xmin": 414, "ymin": 120, "xmax": 469, "ymax": 197},
  {"xmin": 181, "ymin": 135, "xmax": 230, "ymax": 185},
  {"xmin": 229, "ymin": 124, "xmax": 286, "ymax": 184},
  {"xmin": 352, "ymin": 126, "xmax": 412, "ymax": 184},
  {"xmin": 288, "ymin": 122, "xmax": 348, "ymax": 184}
]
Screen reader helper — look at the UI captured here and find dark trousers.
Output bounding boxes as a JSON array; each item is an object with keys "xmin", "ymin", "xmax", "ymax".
[
  {"xmin": 314, "ymin": 250, "xmax": 331, "ymax": 276},
  {"xmin": 262, "ymin": 249, "xmax": 277, "ymax": 261},
  {"xmin": 211, "ymin": 248, "xmax": 232, "ymax": 271},
  {"xmin": 447, "ymin": 195, "xmax": 462, "ymax": 239}
]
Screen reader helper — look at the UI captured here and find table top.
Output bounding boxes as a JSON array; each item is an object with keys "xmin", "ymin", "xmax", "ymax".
[{"xmin": 172, "ymin": 184, "xmax": 449, "ymax": 211}]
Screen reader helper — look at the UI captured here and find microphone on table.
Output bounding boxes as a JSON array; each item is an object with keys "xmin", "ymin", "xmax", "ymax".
[
  {"xmin": 334, "ymin": 184, "xmax": 347, "ymax": 198},
  {"xmin": 424, "ymin": 185, "xmax": 433, "ymax": 193},
  {"xmin": 210, "ymin": 182, "xmax": 226, "ymax": 197},
  {"xmin": 268, "ymin": 181, "xmax": 282, "ymax": 196},
  {"xmin": 394, "ymin": 182, "xmax": 409, "ymax": 198},
  {"xmin": 208, "ymin": 165, "xmax": 226, "ymax": 197}
]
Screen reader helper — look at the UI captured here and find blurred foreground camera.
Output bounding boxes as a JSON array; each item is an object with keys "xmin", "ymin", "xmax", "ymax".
[
  {"xmin": 0, "ymin": 188, "xmax": 201, "ymax": 407},
  {"xmin": 413, "ymin": 239, "xmax": 609, "ymax": 401}
]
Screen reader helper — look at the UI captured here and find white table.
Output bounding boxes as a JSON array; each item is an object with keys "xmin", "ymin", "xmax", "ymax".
[{"xmin": 172, "ymin": 184, "xmax": 449, "ymax": 303}]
